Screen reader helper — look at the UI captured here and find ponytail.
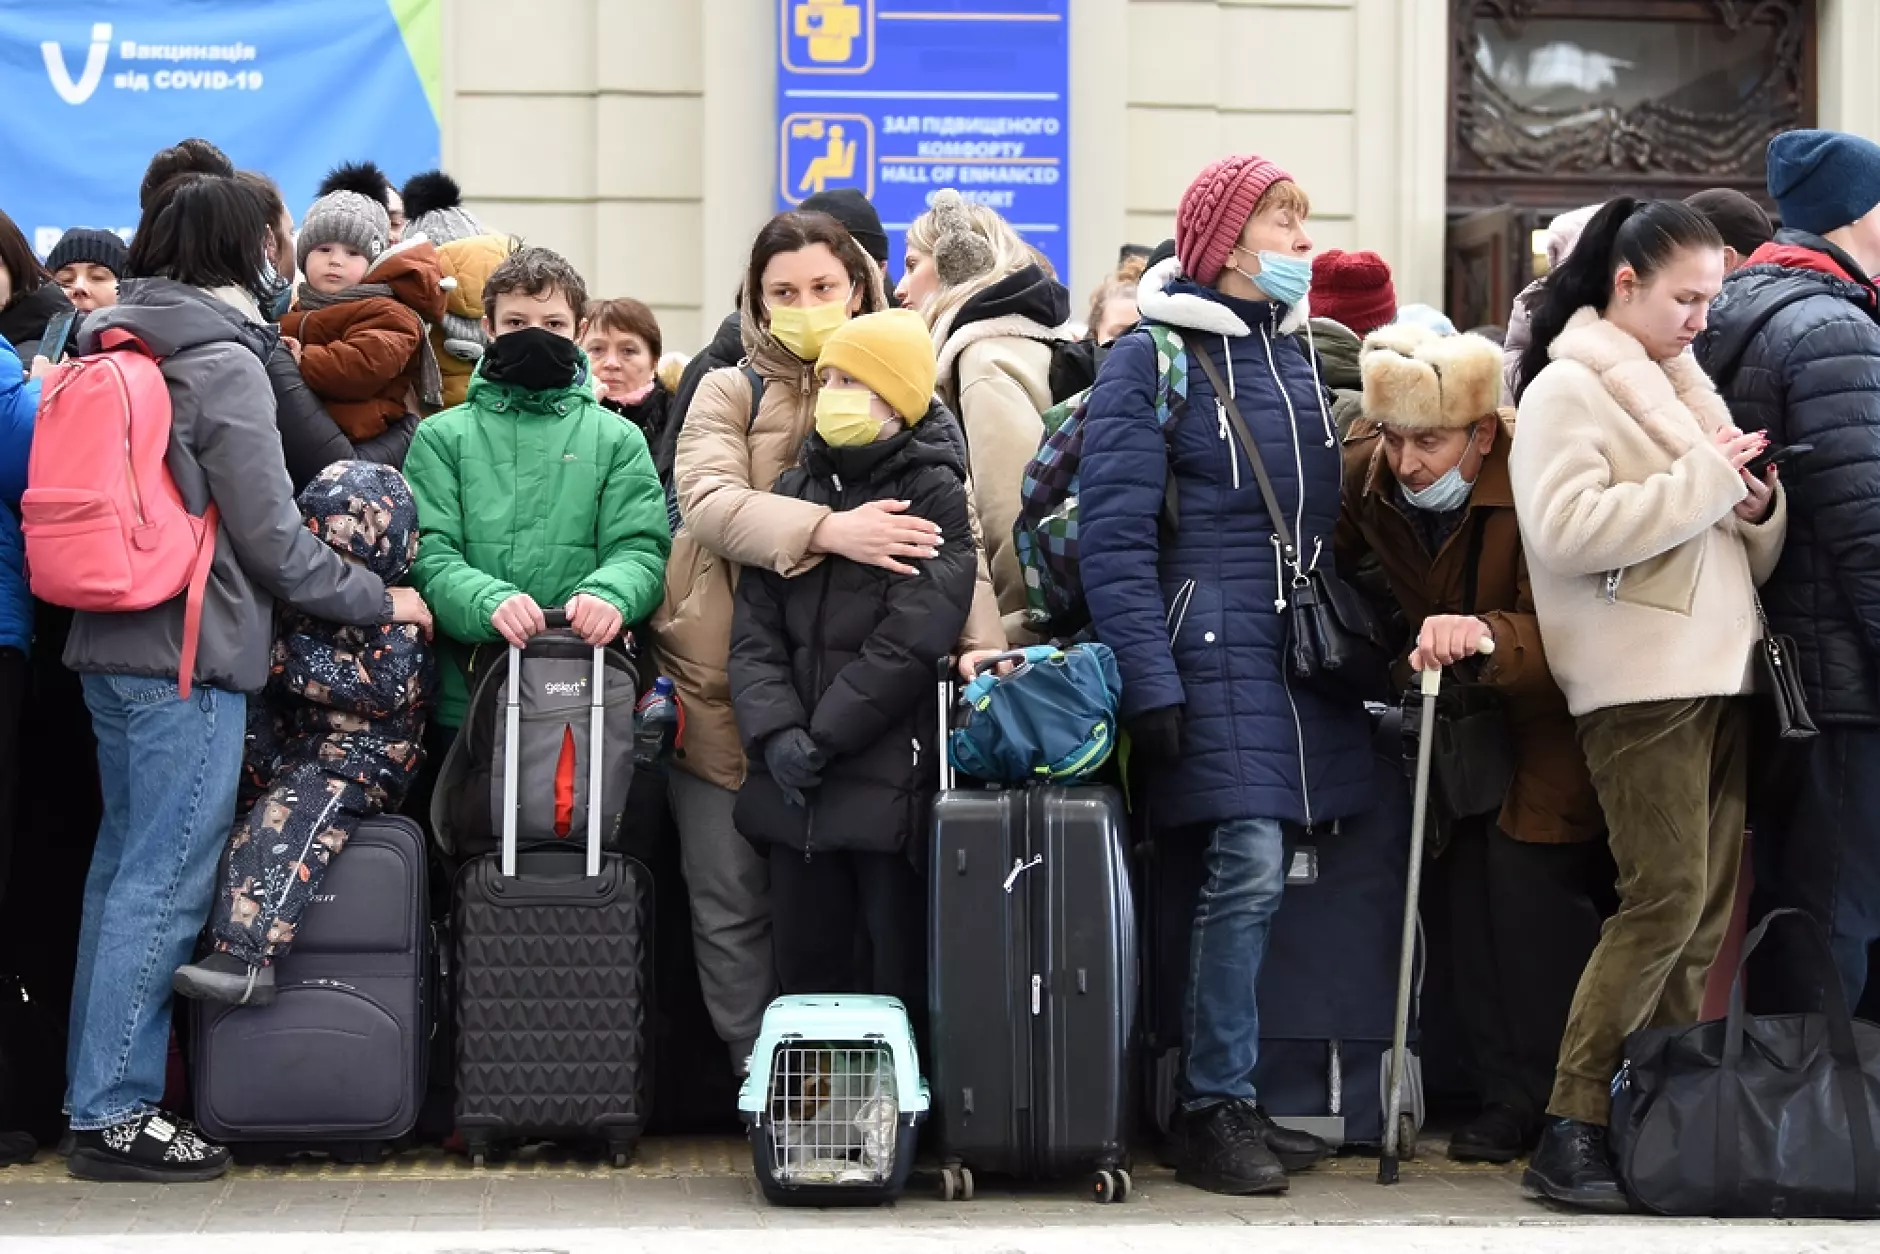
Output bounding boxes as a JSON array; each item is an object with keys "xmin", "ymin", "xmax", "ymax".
[{"xmin": 1514, "ymin": 196, "xmax": 1723, "ymax": 401}]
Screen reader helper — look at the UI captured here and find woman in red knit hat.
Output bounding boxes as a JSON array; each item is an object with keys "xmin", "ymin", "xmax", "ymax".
[{"xmin": 1078, "ymin": 155, "xmax": 1375, "ymax": 1197}]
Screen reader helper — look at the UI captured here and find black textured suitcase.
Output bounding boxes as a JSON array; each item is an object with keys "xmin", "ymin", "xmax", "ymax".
[
  {"xmin": 190, "ymin": 815, "xmax": 430, "ymax": 1157},
  {"xmin": 452, "ymin": 618, "xmax": 652, "ymax": 1167},
  {"xmin": 927, "ymin": 665, "xmax": 1138, "ymax": 1204}
]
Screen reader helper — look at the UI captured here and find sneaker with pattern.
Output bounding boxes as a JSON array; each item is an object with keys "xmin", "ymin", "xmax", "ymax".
[{"xmin": 67, "ymin": 1110, "xmax": 230, "ymax": 1183}]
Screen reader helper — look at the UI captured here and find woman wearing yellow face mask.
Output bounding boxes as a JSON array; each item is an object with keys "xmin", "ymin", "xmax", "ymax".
[{"xmin": 653, "ymin": 211, "xmax": 1004, "ymax": 1078}]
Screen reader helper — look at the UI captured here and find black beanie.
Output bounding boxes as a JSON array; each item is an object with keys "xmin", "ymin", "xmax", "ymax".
[
  {"xmin": 800, "ymin": 188, "xmax": 890, "ymax": 266},
  {"xmin": 46, "ymin": 228, "xmax": 129, "ymax": 279}
]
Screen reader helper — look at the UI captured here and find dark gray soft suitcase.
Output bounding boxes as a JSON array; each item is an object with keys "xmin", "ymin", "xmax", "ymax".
[
  {"xmin": 927, "ymin": 666, "xmax": 1138, "ymax": 1204},
  {"xmin": 190, "ymin": 815, "xmax": 429, "ymax": 1157},
  {"xmin": 452, "ymin": 617, "xmax": 652, "ymax": 1167}
]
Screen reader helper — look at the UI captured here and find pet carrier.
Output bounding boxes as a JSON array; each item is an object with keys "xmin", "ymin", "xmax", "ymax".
[{"xmin": 739, "ymin": 995, "xmax": 928, "ymax": 1206}]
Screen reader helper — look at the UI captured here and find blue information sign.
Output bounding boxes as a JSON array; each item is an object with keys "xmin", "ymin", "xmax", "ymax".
[{"xmin": 776, "ymin": 0, "xmax": 1070, "ymax": 285}]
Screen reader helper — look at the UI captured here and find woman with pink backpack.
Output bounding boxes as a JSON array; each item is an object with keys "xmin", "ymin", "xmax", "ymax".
[{"xmin": 40, "ymin": 174, "xmax": 431, "ymax": 1185}]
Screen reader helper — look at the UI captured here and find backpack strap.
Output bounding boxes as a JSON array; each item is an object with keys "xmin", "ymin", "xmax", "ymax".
[
  {"xmin": 1145, "ymin": 326, "xmax": 1188, "ymax": 530},
  {"xmin": 664, "ymin": 363, "xmax": 766, "ymax": 536},
  {"xmin": 175, "ymin": 503, "xmax": 220, "ymax": 700}
]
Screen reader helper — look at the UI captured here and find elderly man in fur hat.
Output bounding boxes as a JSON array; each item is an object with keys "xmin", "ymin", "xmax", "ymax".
[{"xmin": 1333, "ymin": 325, "xmax": 1612, "ymax": 1167}]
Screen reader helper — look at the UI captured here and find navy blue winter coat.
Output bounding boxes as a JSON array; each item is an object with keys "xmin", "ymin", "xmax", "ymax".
[
  {"xmin": 1079, "ymin": 260, "xmax": 1373, "ymax": 830},
  {"xmin": 0, "ymin": 333, "xmax": 40, "ymax": 656},
  {"xmin": 1695, "ymin": 232, "xmax": 1880, "ymax": 726}
]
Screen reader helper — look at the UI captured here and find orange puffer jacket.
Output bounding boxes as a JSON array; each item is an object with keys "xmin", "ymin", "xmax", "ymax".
[{"xmin": 281, "ymin": 239, "xmax": 450, "ymax": 441}]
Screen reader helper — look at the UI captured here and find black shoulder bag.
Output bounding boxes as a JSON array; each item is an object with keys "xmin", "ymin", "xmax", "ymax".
[{"xmin": 1192, "ymin": 346, "xmax": 1392, "ymax": 704}]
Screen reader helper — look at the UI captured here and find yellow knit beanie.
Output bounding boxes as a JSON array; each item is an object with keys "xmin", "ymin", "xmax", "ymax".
[{"xmin": 817, "ymin": 308, "xmax": 936, "ymax": 424}]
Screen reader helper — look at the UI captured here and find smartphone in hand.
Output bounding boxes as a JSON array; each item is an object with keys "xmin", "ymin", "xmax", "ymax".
[
  {"xmin": 1745, "ymin": 441, "xmax": 1813, "ymax": 479},
  {"xmin": 33, "ymin": 308, "xmax": 77, "ymax": 366}
]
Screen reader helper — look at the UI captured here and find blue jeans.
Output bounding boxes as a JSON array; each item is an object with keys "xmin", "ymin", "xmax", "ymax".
[
  {"xmin": 1180, "ymin": 816, "xmax": 1287, "ymax": 1110},
  {"xmin": 66, "ymin": 674, "xmax": 244, "ymax": 1130}
]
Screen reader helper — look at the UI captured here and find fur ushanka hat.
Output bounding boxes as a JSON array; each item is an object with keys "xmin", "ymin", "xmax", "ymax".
[{"xmin": 1360, "ymin": 324, "xmax": 1503, "ymax": 431}]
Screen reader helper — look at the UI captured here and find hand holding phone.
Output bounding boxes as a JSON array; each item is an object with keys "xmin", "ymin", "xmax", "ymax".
[
  {"xmin": 33, "ymin": 309, "xmax": 77, "ymax": 367},
  {"xmin": 1746, "ymin": 441, "xmax": 1812, "ymax": 480}
]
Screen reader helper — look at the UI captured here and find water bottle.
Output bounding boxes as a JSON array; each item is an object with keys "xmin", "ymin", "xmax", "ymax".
[{"xmin": 634, "ymin": 676, "xmax": 680, "ymax": 770}]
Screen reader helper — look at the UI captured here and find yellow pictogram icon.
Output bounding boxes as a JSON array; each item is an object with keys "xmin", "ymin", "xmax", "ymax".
[
  {"xmin": 794, "ymin": 0, "xmax": 863, "ymax": 64},
  {"xmin": 794, "ymin": 120, "xmax": 856, "ymax": 195}
]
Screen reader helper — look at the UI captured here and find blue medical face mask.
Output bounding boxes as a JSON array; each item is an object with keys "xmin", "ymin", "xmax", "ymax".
[
  {"xmin": 1400, "ymin": 462, "xmax": 1475, "ymax": 513},
  {"xmin": 1231, "ymin": 248, "xmax": 1312, "ymax": 307}
]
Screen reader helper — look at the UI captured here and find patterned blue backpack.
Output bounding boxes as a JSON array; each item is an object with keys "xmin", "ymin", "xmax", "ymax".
[{"xmin": 1011, "ymin": 325, "xmax": 1187, "ymax": 633}]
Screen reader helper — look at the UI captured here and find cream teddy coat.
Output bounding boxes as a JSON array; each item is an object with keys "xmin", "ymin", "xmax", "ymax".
[{"xmin": 1509, "ymin": 308, "xmax": 1787, "ymax": 717}]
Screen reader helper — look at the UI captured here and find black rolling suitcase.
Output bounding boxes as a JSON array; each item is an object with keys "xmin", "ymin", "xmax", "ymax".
[
  {"xmin": 928, "ymin": 663, "xmax": 1138, "ymax": 1204},
  {"xmin": 190, "ymin": 815, "xmax": 430, "ymax": 1158},
  {"xmin": 452, "ymin": 615, "xmax": 653, "ymax": 1167},
  {"xmin": 1142, "ymin": 709, "xmax": 1423, "ymax": 1153}
]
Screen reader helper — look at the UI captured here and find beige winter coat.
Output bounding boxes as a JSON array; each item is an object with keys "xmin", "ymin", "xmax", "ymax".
[
  {"xmin": 1508, "ymin": 308, "xmax": 1787, "ymax": 717},
  {"xmin": 655, "ymin": 286, "xmax": 1004, "ymax": 791},
  {"xmin": 935, "ymin": 316, "xmax": 1075, "ymax": 642}
]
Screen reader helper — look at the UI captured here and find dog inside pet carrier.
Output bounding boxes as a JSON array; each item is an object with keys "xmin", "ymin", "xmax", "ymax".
[{"xmin": 739, "ymin": 995, "xmax": 928, "ymax": 1205}]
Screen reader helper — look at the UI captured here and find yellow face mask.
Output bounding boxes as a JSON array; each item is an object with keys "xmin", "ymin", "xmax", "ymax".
[
  {"xmin": 769, "ymin": 298, "xmax": 850, "ymax": 361},
  {"xmin": 814, "ymin": 386, "xmax": 884, "ymax": 447}
]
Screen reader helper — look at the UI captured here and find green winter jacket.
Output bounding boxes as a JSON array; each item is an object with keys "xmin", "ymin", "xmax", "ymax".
[{"xmin": 404, "ymin": 365, "xmax": 672, "ymax": 727}]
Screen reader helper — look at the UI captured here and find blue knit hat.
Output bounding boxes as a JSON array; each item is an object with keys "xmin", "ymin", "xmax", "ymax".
[{"xmin": 1767, "ymin": 129, "xmax": 1880, "ymax": 236}]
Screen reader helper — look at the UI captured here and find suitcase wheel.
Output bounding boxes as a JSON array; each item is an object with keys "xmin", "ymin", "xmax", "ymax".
[
  {"xmin": 1090, "ymin": 1169, "xmax": 1116, "ymax": 1204},
  {"xmin": 938, "ymin": 1164, "xmax": 974, "ymax": 1202},
  {"xmin": 1397, "ymin": 1114, "xmax": 1419, "ymax": 1163},
  {"xmin": 1114, "ymin": 1168, "xmax": 1133, "ymax": 1203}
]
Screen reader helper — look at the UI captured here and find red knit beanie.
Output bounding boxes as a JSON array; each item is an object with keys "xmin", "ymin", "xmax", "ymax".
[
  {"xmin": 1176, "ymin": 154, "xmax": 1291, "ymax": 286},
  {"xmin": 1310, "ymin": 250, "xmax": 1397, "ymax": 337}
]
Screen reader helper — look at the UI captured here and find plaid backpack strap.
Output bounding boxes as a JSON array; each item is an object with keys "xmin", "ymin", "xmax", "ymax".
[{"xmin": 1144, "ymin": 325, "xmax": 1187, "ymax": 530}]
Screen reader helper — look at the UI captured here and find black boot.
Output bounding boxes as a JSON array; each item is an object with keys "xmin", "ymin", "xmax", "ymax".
[
  {"xmin": 1245, "ymin": 1104, "xmax": 1330, "ymax": 1172},
  {"xmin": 1174, "ymin": 1101, "xmax": 1288, "ymax": 1196},
  {"xmin": 0, "ymin": 1129, "xmax": 35, "ymax": 1167},
  {"xmin": 66, "ymin": 1110, "xmax": 229, "ymax": 1184},
  {"xmin": 1522, "ymin": 1117, "xmax": 1630, "ymax": 1213},
  {"xmin": 1449, "ymin": 1103, "xmax": 1537, "ymax": 1164},
  {"xmin": 172, "ymin": 952, "xmax": 275, "ymax": 1007}
]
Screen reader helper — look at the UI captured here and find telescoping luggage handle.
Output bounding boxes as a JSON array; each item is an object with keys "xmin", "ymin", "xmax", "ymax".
[
  {"xmin": 501, "ymin": 608, "xmax": 607, "ymax": 880},
  {"xmin": 1379, "ymin": 635, "xmax": 1493, "ymax": 1185}
]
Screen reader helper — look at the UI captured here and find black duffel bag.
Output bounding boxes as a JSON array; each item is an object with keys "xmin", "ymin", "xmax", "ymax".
[{"xmin": 1610, "ymin": 908, "xmax": 1880, "ymax": 1218}]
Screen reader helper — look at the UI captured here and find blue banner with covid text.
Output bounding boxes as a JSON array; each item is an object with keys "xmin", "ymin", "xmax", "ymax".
[
  {"xmin": 776, "ymin": 0, "xmax": 1070, "ymax": 288},
  {"xmin": 0, "ymin": 0, "xmax": 441, "ymax": 259}
]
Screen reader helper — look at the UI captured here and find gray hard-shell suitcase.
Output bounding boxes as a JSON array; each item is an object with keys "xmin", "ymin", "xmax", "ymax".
[
  {"xmin": 927, "ymin": 662, "xmax": 1138, "ymax": 1204},
  {"xmin": 452, "ymin": 614, "xmax": 652, "ymax": 1168},
  {"xmin": 191, "ymin": 815, "xmax": 429, "ymax": 1156}
]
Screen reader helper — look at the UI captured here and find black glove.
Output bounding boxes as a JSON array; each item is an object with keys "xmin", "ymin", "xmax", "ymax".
[
  {"xmin": 1128, "ymin": 705, "xmax": 1184, "ymax": 766},
  {"xmin": 764, "ymin": 728, "xmax": 826, "ymax": 806}
]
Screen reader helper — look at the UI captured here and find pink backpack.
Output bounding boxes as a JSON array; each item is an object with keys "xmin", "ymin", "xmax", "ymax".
[{"xmin": 23, "ymin": 330, "xmax": 220, "ymax": 698}]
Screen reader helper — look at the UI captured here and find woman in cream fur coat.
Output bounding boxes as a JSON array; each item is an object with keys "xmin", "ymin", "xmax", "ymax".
[{"xmin": 1508, "ymin": 198, "xmax": 1786, "ymax": 1212}]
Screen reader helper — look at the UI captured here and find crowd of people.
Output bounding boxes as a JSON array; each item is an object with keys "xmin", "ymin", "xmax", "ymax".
[{"xmin": 0, "ymin": 124, "xmax": 1877, "ymax": 1212}]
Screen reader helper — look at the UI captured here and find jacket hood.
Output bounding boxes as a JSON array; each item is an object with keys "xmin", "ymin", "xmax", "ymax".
[
  {"xmin": 1695, "ymin": 229, "xmax": 1880, "ymax": 385},
  {"xmin": 434, "ymin": 234, "xmax": 508, "ymax": 321},
  {"xmin": 805, "ymin": 398, "xmax": 967, "ymax": 484},
  {"xmin": 738, "ymin": 257, "xmax": 890, "ymax": 383},
  {"xmin": 296, "ymin": 459, "xmax": 419, "ymax": 582},
  {"xmin": 0, "ymin": 281, "xmax": 73, "ymax": 348},
  {"xmin": 79, "ymin": 278, "xmax": 274, "ymax": 363},
  {"xmin": 1308, "ymin": 316, "xmax": 1362, "ymax": 389},
  {"xmin": 1135, "ymin": 255, "xmax": 1311, "ymax": 338},
  {"xmin": 363, "ymin": 237, "xmax": 452, "ymax": 323},
  {"xmin": 940, "ymin": 264, "xmax": 1073, "ymax": 342}
]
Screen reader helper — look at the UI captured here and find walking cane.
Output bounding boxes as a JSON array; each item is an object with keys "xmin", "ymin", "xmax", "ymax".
[{"xmin": 1378, "ymin": 634, "xmax": 1494, "ymax": 1185}]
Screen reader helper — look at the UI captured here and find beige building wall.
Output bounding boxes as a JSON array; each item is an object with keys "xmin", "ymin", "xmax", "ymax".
[{"xmin": 442, "ymin": 1, "xmax": 1875, "ymax": 353}]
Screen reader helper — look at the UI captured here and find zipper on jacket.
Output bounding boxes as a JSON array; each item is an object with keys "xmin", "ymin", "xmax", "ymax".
[
  {"xmin": 1604, "ymin": 569, "xmax": 1623, "ymax": 604},
  {"xmin": 1216, "ymin": 402, "xmax": 1242, "ymax": 490},
  {"xmin": 1259, "ymin": 325, "xmax": 1315, "ymax": 824}
]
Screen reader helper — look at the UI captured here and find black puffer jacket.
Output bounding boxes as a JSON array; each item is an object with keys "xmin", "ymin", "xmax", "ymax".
[
  {"xmin": 267, "ymin": 341, "xmax": 417, "ymax": 491},
  {"xmin": 1695, "ymin": 230, "xmax": 1880, "ymax": 725},
  {"xmin": 728, "ymin": 403, "xmax": 978, "ymax": 854}
]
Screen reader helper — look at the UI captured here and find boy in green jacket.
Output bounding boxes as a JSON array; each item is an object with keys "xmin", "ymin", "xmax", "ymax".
[{"xmin": 403, "ymin": 245, "xmax": 671, "ymax": 733}]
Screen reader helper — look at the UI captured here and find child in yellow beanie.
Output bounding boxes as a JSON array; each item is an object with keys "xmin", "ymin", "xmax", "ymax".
[{"xmin": 727, "ymin": 309, "xmax": 976, "ymax": 1018}]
